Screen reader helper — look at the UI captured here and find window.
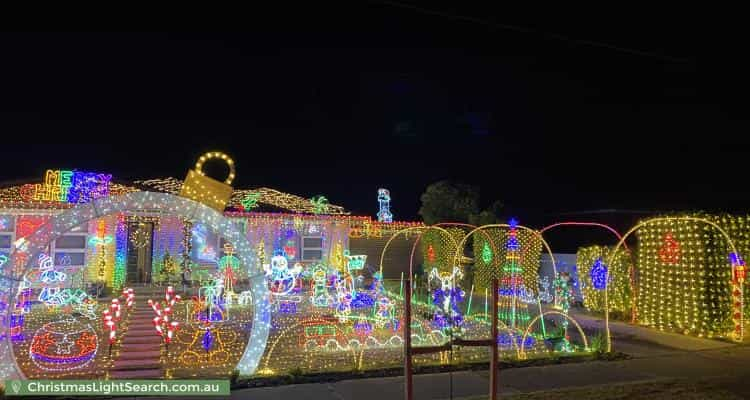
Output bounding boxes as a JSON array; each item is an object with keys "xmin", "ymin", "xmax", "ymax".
[
  {"xmin": 0, "ymin": 215, "xmax": 15, "ymax": 263},
  {"xmin": 302, "ymin": 236, "xmax": 323, "ymax": 261},
  {"xmin": 52, "ymin": 231, "xmax": 87, "ymax": 267}
]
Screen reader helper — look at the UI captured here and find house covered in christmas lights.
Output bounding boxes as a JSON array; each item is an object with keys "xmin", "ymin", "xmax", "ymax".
[{"xmin": 0, "ymin": 170, "xmax": 422, "ymax": 294}]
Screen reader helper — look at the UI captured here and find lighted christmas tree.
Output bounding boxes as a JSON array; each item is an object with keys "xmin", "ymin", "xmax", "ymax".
[
  {"xmin": 481, "ymin": 242, "xmax": 493, "ymax": 264},
  {"xmin": 161, "ymin": 251, "xmax": 178, "ymax": 280},
  {"xmin": 497, "ymin": 218, "xmax": 533, "ymax": 329}
]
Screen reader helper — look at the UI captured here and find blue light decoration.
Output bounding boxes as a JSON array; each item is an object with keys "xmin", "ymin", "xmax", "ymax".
[
  {"xmin": 9, "ymin": 313, "xmax": 24, "ymax": 341},
  {"xmin": 113, "ymin": 216, "xmax": 128, "ymax": 289},
  {"xmin": 0, "ymin": 216, "xmax": 11, "ymax": 231},
  {"xmin": 497, "ymin": 332, "xmax": 535, "ymax": 349},
  {"xmin": 589, "ymin": 258, "xmax": 608, "ymax": 291},
  {"xmin": 202, "ymin": 328, "xmax": 213, "ymax": 352},
  {"xmin": 192, "ymin": 223, "xmax": 218, "ymax": 264},
  {"xmin": 376, "ymin": 188, "xmax": 393, "ymax": 223},
  {"xmin": 353, "ymin": 320, "xmax": 373, "ymax": 336},
  {"xmin": 430, "ymin": 267, "xmax": 465, "ymax": 330},
  {"xmin": 279, "ymin": 301, "xmax": 297, "ymax": 314},
  {"xmin": 506, "ymin": 218, "xmax": 520, "ymax": 251},
  {"xmin": 67, "ymin": 172, "xmax": 112, "ymax": 203},
  {"xmin": 350, "ymin": 292, "xmax": 375, "ymax": 309}
]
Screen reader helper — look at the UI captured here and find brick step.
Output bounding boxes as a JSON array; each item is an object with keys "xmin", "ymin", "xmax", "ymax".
[
  {"xmin": 116, "ymin": 350, "xmax": 161, "ymax": 361},
  {"xmin": 110, "ymin": 369, "xmax": 163, "ymax": 379},
  {"xmin": 122, "ymin": 335, "xmax": 162, "ymax": 345},
  {"xmin": 113, "ymin": 358, "xmax": 160, "ymax": 370},
  {"xmin": 128, "ymin": 319, "xmax": 157, "ymax": 326},
  {"xmin": 126, "ymin": 329, "xmax": 160, "ymax": 337},
  {"xmin": 119, "ymin": 342, "xmax": 161, "ymax": 352}
]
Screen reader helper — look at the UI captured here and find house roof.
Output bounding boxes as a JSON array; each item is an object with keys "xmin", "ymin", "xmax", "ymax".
[{"xmin": 0, "ymin": 176, "xmax": 350, "ymax": 215}]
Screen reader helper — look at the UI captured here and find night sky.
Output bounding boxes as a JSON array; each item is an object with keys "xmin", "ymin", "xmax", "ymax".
[{"xmin": 1, "ymin": 5, "xmax": 749, "ymax": 250}]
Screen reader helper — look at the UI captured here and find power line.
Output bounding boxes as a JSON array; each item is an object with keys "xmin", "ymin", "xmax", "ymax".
[{"xmin": 373, "ymin": 1, "xmax": 689, "ymax": 64}]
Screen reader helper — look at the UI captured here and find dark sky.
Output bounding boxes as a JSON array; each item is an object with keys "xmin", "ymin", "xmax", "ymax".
[{"xmin": 1, "ymin": 4, "xmax": 749, "ymax": 247}]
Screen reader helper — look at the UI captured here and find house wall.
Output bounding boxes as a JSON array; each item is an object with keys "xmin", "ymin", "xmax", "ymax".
[{"xmin": 349, "ymin": 235, "xmax": 423, "ymax": 279}]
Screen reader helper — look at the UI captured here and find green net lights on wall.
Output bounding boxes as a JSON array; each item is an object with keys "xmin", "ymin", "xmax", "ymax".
[
  {"xmin": 576, "ymin": 245, "xmax": 631, "ymax": 314},
  {"xmin": 636, "ymin": 216, "xmax": 740, "ymax": 339}
]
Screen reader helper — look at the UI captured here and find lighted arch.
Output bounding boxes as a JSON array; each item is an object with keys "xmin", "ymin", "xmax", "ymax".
[
  {"xmin": 519, "ymin": 311, "xmax": 588, "ymax": 359},
  {"xmin": 407, "ymin": 223, "xmax": 498, "ymax": 278},
  {"xmin": 378, "ymin": 226, "xmax": 460, "ymax": 277},
  {"xmin": 603, "ymin": 216, "xmax": 743, "ymax": 352},
  {"xmin": 464, "ymin": 314, "xmax": 521, "ymax": 358},
  {"xmin": 0, "ymin": 191, "xmax": 271, "ymax": 379},
  {"xmin": 539, "ymin": 222, "xmax": 638, "ymax": 323},
  {"xmin": 453, "ymin": 224, "xmax": 557, "ymax": 337},
  {"xmin": 452, "ymin": 224, "xmax": 558, "ymax": 277}
]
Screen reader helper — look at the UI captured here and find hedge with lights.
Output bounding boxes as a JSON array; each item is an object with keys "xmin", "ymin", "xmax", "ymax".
[
  {"xmin": 576, "ymin": 245, "xmax": 631, "ymax": 314},
  {"xmin": 634, "ymin": 214, "xmax": 750, "ymax": 338}
]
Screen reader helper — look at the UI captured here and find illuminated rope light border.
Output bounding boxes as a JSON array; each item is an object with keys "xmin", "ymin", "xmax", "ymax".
[
  {"xmin": 539, "ymin": 222, "xmax": 638, "ymax": 323},
  {"xmin": 0, "ymin": 191, "xmax": 271, "ymax": 380},
  {"xmin": 604, "ymin": 216, "xmax": 743, "ymax": 352}
]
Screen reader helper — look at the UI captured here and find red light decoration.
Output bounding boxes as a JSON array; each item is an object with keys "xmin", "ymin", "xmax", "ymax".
[
  {"xmin": 658, "ymin": 232, "xmax": 681, "ymax": 265},
  {"xmin": 16, "ymin": 215, "xmax": 48, "ymax": 238},
  {"xmin": 427, "ymin": 244, "xmax": 436, "ymax": 264}
]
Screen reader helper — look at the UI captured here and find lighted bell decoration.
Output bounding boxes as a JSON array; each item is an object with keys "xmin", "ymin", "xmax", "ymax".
[{"xmin": 179, "ymin": 151, "xmax": 236, "ymax": 212}]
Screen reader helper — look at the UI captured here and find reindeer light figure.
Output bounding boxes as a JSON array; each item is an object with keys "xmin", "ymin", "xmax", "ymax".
[{"xmin": 429, "ymin": 266, "xmax": 465, "ymax": 329}]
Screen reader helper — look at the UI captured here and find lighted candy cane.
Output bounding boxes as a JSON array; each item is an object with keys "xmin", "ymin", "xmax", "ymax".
[
  {"xmin": 166, "ymin": 321, "xmax": 179, "ymax": 345},
  {"xmin": 102, "ymin": 309, "xmax": 117, "ymax": 354},
  {"xmin": 122, "ymin": 287, "xmax": 135, "ymax": 309},
  {"xmin": 149, "ymin": 287, "xmax": 181, "ymax": 349},
  {"xmin": 110, "ymin": 299, "xmax": 121, "ymax": 321}
]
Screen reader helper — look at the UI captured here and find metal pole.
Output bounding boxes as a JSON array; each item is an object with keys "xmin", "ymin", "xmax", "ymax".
[
  {"xmin": 490, "ymin": 279, "xmax": 499, "ymax": 400},
  {"xmin": 404, "ymin": 279, "xmax": 413, "ymax": 400}
]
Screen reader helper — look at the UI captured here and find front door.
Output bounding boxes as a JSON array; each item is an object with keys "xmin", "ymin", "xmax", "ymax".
[{"xmin": 126, "ymin": 221, "xmax": 154, "ymax": 284}]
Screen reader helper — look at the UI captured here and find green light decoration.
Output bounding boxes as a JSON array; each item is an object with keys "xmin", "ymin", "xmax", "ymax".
[
  {"xmin": 481, "ymin": 242, "xmax": 493, "ymax": 264},
  {"xmin": 310, "ymin": 195, "xmax": 329, "ymax": 214},
  {"xmin": 241, "ymin": 192, "xmax": 260, "ymax": 210}
]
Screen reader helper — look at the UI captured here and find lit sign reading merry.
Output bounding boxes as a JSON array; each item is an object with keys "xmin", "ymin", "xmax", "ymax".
[{"xmin": 20, "ymin": 169, "xmax": 112, "ymax": 203}]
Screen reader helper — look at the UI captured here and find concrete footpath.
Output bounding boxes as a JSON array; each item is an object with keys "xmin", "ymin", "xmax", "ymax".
[{"xmin": 228, "ymin": 345, "xmax": 750, "ymax": 399}]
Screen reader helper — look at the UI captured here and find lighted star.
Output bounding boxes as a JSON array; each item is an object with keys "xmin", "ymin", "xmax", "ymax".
[
  {"xmin": 55, "ymin": 336, "xmax": 75, "ymax": 354},
  {"xmin": 508, "ymin": 218, "xmax": 519, "ymax": 229}
]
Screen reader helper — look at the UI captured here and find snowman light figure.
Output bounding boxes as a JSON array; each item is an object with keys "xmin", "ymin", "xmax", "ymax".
[
  {"xmin": 429, "ymin": 266, "xmax": 465, "ymax": 329},
  {"xmin": 263, "ymin": 255, "xmax": 302, "ymax": 298}
]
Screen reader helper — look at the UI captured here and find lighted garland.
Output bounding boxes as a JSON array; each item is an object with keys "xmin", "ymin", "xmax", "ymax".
[{"xmin": 576, "ymin": 245, "xmax": 631, "ymax": 313}]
